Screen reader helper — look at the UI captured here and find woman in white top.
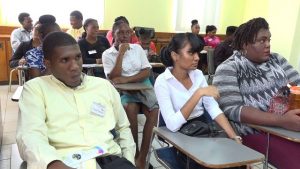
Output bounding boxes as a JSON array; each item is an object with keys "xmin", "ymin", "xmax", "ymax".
[
  {"xmin": 154, "ymin": 33, "xmax": 240, "ymax": 137},
  {"xmin": 154, "ymin": 33, "xmax": 245, "ymax": 168}
]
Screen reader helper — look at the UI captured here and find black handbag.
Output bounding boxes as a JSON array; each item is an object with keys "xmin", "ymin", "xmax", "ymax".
[{"xmin": 179, "ymin": 118, "xmax": 227, "ymax": 138}]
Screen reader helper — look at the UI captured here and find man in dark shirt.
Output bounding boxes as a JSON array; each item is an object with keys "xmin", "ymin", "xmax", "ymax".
[{"xmin": 213, "ymin": 26, "xmax": 237, "ymax": 70}]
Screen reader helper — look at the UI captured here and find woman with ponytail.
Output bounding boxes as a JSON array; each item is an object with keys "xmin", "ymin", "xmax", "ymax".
[{"xmin": 154, "ymin": 33, "xmax": 243, "ymax": 169}]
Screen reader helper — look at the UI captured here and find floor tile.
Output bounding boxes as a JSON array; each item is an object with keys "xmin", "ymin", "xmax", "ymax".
[
  {"xmin": 0, "ymin": 159, "xmax": 10, "ymax": 169},
  {"xmin": 2, "ymin": 132, "xmax": 16, "ymax": 145},
  {"xmin": 3, "ymin": 122, "xmax": 17, "ymax": 133},
  {"xmin": 0, "ymin": 145, "xmax": 12, "ymax": 160}
]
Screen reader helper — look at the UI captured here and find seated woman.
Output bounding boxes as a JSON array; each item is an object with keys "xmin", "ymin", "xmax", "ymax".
[
  {"xmin": 154, "ymin": 33, "xmax": 242, "ymax": 169},
  {"xmin": 78, "ymin": 18, "xmax": 110, "ymax": 78},
  {"xmin": 25, "ymin": 15, "xmax": 61, "ymax": 79},
  {"xmin": 213, "ymin": 17, "xmax": 300, "ymax": 169},
  {"xmin": 137, "ymin": 28, "xmax": 158, "ymax": 62},
  {"xmin": 106, "ymin": 16, "xmax": 138, "ymax": 46},
  {"xmin": 204, "ymin": 25, "xmax": 221, "ymax": 48},
  {"xmin": 9, "ymin": 21, "xmax": 41, "ymax": 68}
]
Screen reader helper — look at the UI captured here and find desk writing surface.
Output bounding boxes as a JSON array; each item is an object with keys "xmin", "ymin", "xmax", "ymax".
[
  {"xmin": 114, "ymin": 82, "xmax": 152, "ymax": 91},
  {"xmin": 82, "ymin": 64, "xmax": 103, "ymax": 68},
  {"xmin": 249, "ymin": 124, "xmax": 300, "ymax": 143},
  {"xmin": 150, "ymin": 62, "xmax": 164, "ymax": 68},
  {"xmin": 154, "ymin": 127, "xmax": 264, "ymax": 168},
  {"xmin": 11, "ymin": 86, "xmax": 23, "ymax": 102}
]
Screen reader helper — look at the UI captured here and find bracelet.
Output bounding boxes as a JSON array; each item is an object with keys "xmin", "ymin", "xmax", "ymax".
[{"xmin": 232, "ymin": 136, "xmax": 242, "ymax": 142}]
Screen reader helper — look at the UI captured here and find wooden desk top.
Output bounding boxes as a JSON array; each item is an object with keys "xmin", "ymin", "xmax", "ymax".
[
  {"xmin": 114, "ymin": 82, "xmax": 152, "ymax": 91},
  {"xmin": 249, "ymin": 124, "xmax": 300, "ymax": 143},
  {"xmin": 154, "ymin": 127, "xmax": 264, "ymax": 168}
]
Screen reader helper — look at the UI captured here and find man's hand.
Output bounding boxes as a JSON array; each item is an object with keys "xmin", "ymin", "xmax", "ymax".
[
  {"xmin": 47, "ymin": 161, "xmax": 74, "ymax": 169},
  {"xmin": 279, "ymin": 109, "xmax": 300, "ymax": 131},
  {"xmin": 18, "ymin": 58, "xmax": 27, "ymax": 66},
  {"xmin": 112, "ymin": 76, "xmax": 128, "ymax": 84},
  {"xmin": 148, "ymin": 49, "xmax": 156, "ymax": 56}
]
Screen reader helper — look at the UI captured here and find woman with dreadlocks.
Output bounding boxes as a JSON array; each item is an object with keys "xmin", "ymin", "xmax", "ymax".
[{"xmin": 213, "ymin": 17, "xmax": 300, "ymax": 169}]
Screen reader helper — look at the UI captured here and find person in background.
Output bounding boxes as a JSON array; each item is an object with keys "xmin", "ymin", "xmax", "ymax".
[
  {"xmin": 191, "ymin": 19, "xmax": 210, "ymax": 74},
  {"xmin": 136, "ymin": 28, "xmax": 157, "ymax": 61},
  {"xmin": 10, "ymin": 12, "xmax": 33, "ymax": 52},
  {"xmin": 9, "ymin": 21, "xmax": 41, "ymax": 68},
  {"xmin": 78, "ymin": 18, "xmax": 110, "ymax": 78},
  {"xmin": 191, "ymin": 19, "xmax": 205, "ymax": 46},
  {"xmin": 25, "ymin": 15, "xmax": 61, "ymax": 79},
  {"xmin": 213, "ymin": 17, "xmax": 300, "ymax": 169},
  {"xmin": 106, "ymin": 16, "xmax": 138, "ymax": 46},
  {"xmin": 154, "ymin": 33, "xmax": 242, "ymax": 169},
  {"xmin": 213, "ymin": 26, "xmax": 237, "ymax": 70},
  {"xmin": 66, "ymin": 10, "xmax": 84, "ymax": 41},
  {"xmin": 102, "ymin": 21, "xmax": 158, "ymax": 169},
  {"xmin": 17, "ymin": 32, "xmax": 136, "ymax": 169},
  {"xmin": 204, "ymin": 25, "xmax": 221, "ymax": 48}
]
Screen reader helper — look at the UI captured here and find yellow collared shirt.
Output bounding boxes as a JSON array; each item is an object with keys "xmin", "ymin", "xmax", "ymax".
[
  {"xmin": 17, "ymin": 75, "xmax": 135, "ymax": 169},
  {"xmin": 66, "ymin": 27, "xmax": 85, "ymax": 40}
]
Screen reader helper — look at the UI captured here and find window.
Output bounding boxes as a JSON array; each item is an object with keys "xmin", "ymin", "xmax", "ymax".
[
  {"xmin": 173, "ymin": 0, "xmax": 222, "ymax": 33},
  {"xmin": 0, "ymin": 0, "xmax": 104, "ymax": 27}
]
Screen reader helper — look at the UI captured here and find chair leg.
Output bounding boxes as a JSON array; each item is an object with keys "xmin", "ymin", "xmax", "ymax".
[{"xmin": 9, "ymin": 68, "xmax": 16, "ymax": 92}]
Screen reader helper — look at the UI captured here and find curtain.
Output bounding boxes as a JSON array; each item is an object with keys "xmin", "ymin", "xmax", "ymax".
[{"xmin": 173, "ymin": 0, "xmax": 222, "ymax": 33}]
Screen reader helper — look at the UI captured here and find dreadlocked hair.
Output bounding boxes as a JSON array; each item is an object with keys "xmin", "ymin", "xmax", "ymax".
[{"xmin": 232, "ymin": 17, "xmax": 269, "ymax": 51}]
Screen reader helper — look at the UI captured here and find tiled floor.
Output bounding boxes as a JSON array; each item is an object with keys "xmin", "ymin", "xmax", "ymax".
[{"xmin": 0, "ymin": 84, "xmax": 276, "ymax": 169}]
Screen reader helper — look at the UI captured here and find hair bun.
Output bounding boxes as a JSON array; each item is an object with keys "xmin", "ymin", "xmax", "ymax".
[
  {"xmin": 160, "ymin": 46, "xmax": 173, "ymax": 67},
  {"xmin": 39, "ymin": 15, "xmax": 56, "ymax": 24},
  {"xmin": 139, "ymin": 28, "xmax": 146, "ymax": 35},
  {"xmin": 191, "ymin": 19, "xmax": 198, "ymax": 25}
]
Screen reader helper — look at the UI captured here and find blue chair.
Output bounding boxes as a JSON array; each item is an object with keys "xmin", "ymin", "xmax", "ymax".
[{"xmin": 150, "ymin": 112, "xmax": 185, "ymax": 169}]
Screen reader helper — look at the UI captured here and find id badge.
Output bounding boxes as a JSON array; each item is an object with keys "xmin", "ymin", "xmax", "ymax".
[
  {"xmin": 91, "ymin": 102, "xmax": 105, "ymax": 117},
  {"xmin": 63, "ymin": 146, "xmax": 107, "ymax": 168},
  {"xmin": 88, "ymin": 50, "xmax": 97, "ymax": 55}
]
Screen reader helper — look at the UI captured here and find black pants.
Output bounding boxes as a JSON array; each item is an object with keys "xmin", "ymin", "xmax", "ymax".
[{"xmin": 96, "ymin": 155, "xmax": 137, "ymax": 169}]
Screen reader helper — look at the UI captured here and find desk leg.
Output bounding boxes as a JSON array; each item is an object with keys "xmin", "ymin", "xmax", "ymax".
[
  {"xmin": 20, "ymin": 70, "xmax": 25, "ymax": 85},
  {"xmin": 87, "ymin": 68, "xmax": 94, "ymax": 76},
  {"xmin": 145, "ymin": 131, "xmax": 155, "ymax": 169},
  {"xmin": 263, "ymin": 132, "xmax": 270, "ymax": 169},
  {"xmin": 186, "ymin": 156, "xmax": 190, "ymax": 169},
  {"xmin": 18, "ymin": 69, "xmax": 22, "ymax": 86}
]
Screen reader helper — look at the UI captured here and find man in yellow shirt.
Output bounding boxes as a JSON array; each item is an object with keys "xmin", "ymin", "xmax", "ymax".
[
  {"xmin": 66, "ymin": 10, "xmax": 85, "ymax": 41},
  {"xmin": 17, "ymin": 32, "xmax": 136, "ymax": 169}
]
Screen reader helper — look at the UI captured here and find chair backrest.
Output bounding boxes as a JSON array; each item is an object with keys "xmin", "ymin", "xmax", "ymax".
[
  {"xmin": 207, "ymin": 48, "xmax": 215, "ymax": 75},
  {"xmin": 133, "ymin": 26, "xmax": 155, "ymax": 39}
]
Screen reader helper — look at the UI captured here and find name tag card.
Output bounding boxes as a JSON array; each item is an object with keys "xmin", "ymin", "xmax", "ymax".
[
  {"xmin": 88, "ymin": 50, "xmax": 97, "ymax": 55},
  {"xmin": 91, "ymin": 102, "xmax": 106, "ymax": 117},
  {"xmin": 63, "ymin": 146, "xmax": 107, "ymax": 168}
]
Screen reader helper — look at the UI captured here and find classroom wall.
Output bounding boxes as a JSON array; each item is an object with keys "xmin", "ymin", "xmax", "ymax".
[
  {"xmin": 289, "ymin": 5, "xmax": 300, "ymax": 70},
  {"xmin": 220, "ymin": 0, "xmax": 300, "ymax": 66},
  {"xmin": 103, "ymin": 0, "xmax": 174, "ymax": 32}
]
